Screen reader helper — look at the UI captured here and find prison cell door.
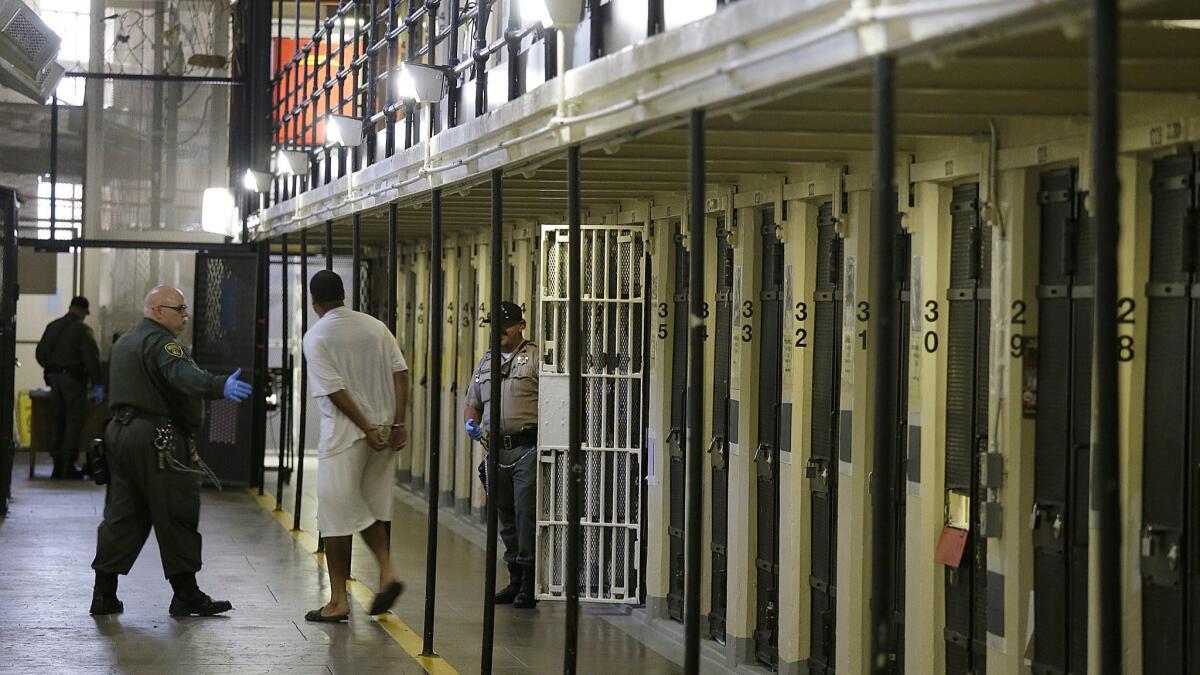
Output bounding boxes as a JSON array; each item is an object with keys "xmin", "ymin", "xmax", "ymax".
[
  {"xmin": 807, "ymin": 201, "xmax": 842, "ymax": 675},
  {"xmin": 536, "ymin": 224, "xmax": 645, "ymax": 604},
  {"xmin": 192, "ymin": 251, "xmax": 262, "ymax": 486},
  {"xmin": 893, "ymin": 216, "xmax": 912, "ymax": 671},
  {"xmin": 1031, "ymin": 168, "xmax": 1093, "ymax": 675},
  {"xmin": 754, "ymin": 206, "xmax": 786, "ymax": 668},
  {"xmin": 1141, "ymin": 150, "xmax": 1200, "ymax": 673},
  {"xmin": 709, "ymin": 216, "xmax": 734, "ymax": 642},
  {"xmin": 667, "ymin": 227, "xmax": 690, "ymax": 621},
  {"xmin": 944, "ymin": 182, "xmax": 991, "ymax": 675}
]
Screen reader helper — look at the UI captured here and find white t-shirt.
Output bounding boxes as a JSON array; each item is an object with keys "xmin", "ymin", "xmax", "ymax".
[{"xmin": 302, "ymin": 306, "xmax": 409, "ymax": 458}]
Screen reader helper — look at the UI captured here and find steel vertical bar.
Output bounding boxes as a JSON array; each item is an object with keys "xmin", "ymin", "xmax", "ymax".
[
  {"xmin": 389, "ymin": 202, "xmax": 399, "ymax": 334},
  {"xmin": 325, "ymin": 219, "xmax": 334, "ymax": 270},
  {"xmin": 684, "ymin": 108, "xmax": 705, "ymax": 674},
  {"xmin": 254, "ymin": 242, "xmax": 271, "ymax": 494},
  {"xmin": 423, "ymin": 188, "xmax": 444, "ymax": 657},
  {"xmin": 294, "ymin": 228, "xmax": 309, "ymax": 531},
  {"xmin": 49, "ymin": 95, "xmax": 58, "ymax": 238},
  {"xmin": 481, "ymin": 169, "xmax": 503, "ymax": 675},
  {"xmin": 473, "ymin": 0, "xmax": 490, "ymax": 117},
  {"xmin": 352, "ymin": 214, "xmax": 362, "ymax": 310},
  {"xmin": 868, "ymin": 54, "xmax": 898, "ymax": 674},
  {"xmin": 447, "ymin": 0, "xmax": 461, "ymax": 127},
  {"xmin": 1090, "ymin": 0, "xmax": 1121, "ymax": 670},
  {"xmin": 427, "ymin": 0, "xmax": 439, "ymax": 137},
  {"xmin": 276, "ymin": 234, "xmax": 290, "ymax": 510},
  {"xmin": 0, "ymin": 188, "xmax": 19, "ymax": 514},
  {"xmin": 563, "ymin": 144, "xmax": 582, "ymax": 673}
]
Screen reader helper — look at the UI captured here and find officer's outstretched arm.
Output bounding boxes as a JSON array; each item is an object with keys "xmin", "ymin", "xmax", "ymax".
[{"xmin": 153, "ymin": 337, "xmax": 226, "ymax": 400}]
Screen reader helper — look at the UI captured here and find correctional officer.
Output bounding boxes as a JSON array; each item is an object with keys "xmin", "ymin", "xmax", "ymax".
[
  {"xmin": 35, "ymin": 296, "xmax": 103, "ymax": 479},
  {"xmin": 464, "ymin": 301, "xmax": 540, "ymax": 608},
  {"xmin": 89, "ymin": 286, "xmax": 253, "ymax": 617}
]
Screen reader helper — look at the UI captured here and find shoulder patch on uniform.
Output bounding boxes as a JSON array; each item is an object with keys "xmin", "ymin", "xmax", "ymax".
[{"xmin": 163, "ymin": 342, "xmax": 185, "ymax": 358}]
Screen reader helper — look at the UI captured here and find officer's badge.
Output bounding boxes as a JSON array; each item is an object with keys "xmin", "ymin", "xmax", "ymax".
[
  {"xmin": 164, "ymin": 342, "xmax": 185, "ymax": 358},
  {"xmin": 516, "ymin": 355, "xmax": 529, "ymax": 366}
]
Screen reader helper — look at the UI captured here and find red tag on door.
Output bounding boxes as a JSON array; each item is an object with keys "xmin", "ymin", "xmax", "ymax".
[{"xmin": 935, "ymin": 526, "xmax": 969, "ymax": 568}]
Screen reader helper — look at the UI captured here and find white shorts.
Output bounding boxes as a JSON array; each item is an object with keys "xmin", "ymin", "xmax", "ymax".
[{"xmin": 316, "ymin": 438, "xmax": 395, "ymax": 537}]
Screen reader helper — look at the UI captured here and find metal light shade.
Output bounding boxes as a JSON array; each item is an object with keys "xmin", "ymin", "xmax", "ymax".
[
  {"xmin": 325, "ymin": 114, "xmax": 363, "ymax": 147},
  {"xmin": 521, "ymin": 0, "xmax": 583, "ymax": 29},
  {"xmin": 275, "ymin": 149, "xmax": 310, "ymax": 176},
  {"xmin": 397, "ymin": 63, "xmax": 446, "ymax": 104},
  {"xmin": 242, "ymin": 169, "xmax": 271, "ymax": 193}
]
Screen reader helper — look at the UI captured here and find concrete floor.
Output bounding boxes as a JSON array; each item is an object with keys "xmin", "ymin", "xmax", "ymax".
[{"xmin": 0, "ymin": 456, "xmax": 681, "ymax": 674}]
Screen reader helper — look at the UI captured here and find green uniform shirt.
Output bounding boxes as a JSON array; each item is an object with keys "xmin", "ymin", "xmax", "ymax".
[
  {"xmin": 35, "ymin": 313, "xmax": 102, "ymax": 383},
  {"xmin": 465, "ymin": 340, "xmax": 540, "ymax": 436},
  {"xmin": 108, "ymin": 318, "xmax": 227, "ymax": 434}
]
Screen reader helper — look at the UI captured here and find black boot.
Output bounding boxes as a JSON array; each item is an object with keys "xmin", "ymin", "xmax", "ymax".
[
  {"xmin": 89, "ymin": 572, "xmax": 123, "ymax": 615},
  {"xmin": 495, "ymin": 564, "xmax": 522, "ymax": 605},
  {"xmin": 513, "ymin": 566, "xmax": 538, "ymax": 609},
  {"xmin": 168, "ymin": 573, "xmax": 232, "ymax": 617},
  {"xmin": 51, "ymin": 459, "xmax": 63, "ymax": 480}
]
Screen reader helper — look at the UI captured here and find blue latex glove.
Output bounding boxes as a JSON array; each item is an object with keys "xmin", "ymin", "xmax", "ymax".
[
  {"xmin": 90, "ymin": 385, "xmax": 104, "ymax": 405},
  {"xmin": 224, "ymin": 368, "xmax": 253, "ymax": 403},
  {"xmin": 465, "ymin": 418, "xmax": 483, "ymax": 441}
]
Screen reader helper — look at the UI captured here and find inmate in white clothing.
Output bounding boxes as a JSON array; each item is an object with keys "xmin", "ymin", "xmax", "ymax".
[
  {"xmin": 302, "ymin": 305, "xmax": 408, "ymax": 459},
  {"xmin": 316, "ymin": 437, "xmax": 394, "ymax": 536}
]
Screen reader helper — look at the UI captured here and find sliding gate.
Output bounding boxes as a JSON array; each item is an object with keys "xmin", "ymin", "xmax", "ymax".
[
  {"xmin": 709, "ymin": 216, "xmax": 735, "ymax": 641},
  {"xmin": 808, "ymin": 201, "xmax": 843, "ymax": 674},
  {"xmin": 1141, "ymin": 150, "xmax": 1200, "ymax": 672},
  {"xmin": 1031, "ymin": 167, "xmax": 1093, "ymax": 675},
  {"xmin": 667, "ymin": 227, "xmax": 689, "ymax": 620},
  {"xmin": 944, "ymin": 183, "xmax": 992, "ymax": 675},
  {"xmin": 536, "ymin": 224, "xmax": 645, "ymax": 603}
]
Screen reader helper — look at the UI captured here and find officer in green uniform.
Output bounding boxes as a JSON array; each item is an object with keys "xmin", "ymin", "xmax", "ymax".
[
  {"xmin": 464, "ymin": 301, "xmax": 540, "ymax": 609},
  {"xmin": 89, "ymin": 286, "xmax": 253, "ymax": 617},
  {"xmin": 35, "ymin": 296, "xmax": 104, "ymax": 479}
]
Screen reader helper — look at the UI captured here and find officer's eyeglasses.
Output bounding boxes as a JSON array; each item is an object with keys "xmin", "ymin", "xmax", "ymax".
[{"xmin": 157, "ymin": 304, "xmax": 189, "ymax": 314}]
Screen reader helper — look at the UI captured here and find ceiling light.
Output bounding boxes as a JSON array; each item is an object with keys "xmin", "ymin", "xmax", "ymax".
[
  {"xmin": 396, "ymin": 63, "xmax": 447, "ymax": 104},
  {"xmin": 520, "ymin": 0, "xmax": 584, "ymax": 29},
  {"xmin": 275, "ymin": 149, "xmax": 310, "ymax": 176},
  {"xmin": 325, "ymin": 114, "xmax": 363, "ymax": 147},
  {"xmin": 242, "ymin": 169, "xmax": 271, "ymax": 193}
]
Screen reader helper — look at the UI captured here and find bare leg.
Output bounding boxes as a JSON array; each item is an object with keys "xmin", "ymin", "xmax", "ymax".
[
  {"xmin": 360, "ymin": 520, "xmax": 398, "ymax": 589},
  {"xmin": 322, "ymin": 535, "xmax": 353, "ymax": 616}
]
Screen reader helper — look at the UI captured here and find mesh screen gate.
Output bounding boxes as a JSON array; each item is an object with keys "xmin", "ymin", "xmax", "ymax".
[
  {"xmin": 944, "ymin": 183, "xmax": 992, "ymax": 675},
  {"xmin": 709, "ymin": 216, "xmax": 735, "ymax": 642},
  {"xmin": 1031, "ymin": 168, "xmax": 1094, "ymax": 675},
  {"xmin": 536, "ymin": 224, "xmax": 645, "ymax": 604},
  {"xmin": 893, "ymin": 214, "xmax": 912, "ymax": 671},
  {"xmin": 1141, "ymin": 150, "xmax": 1200, "ymax": 673},
  {"xmin": 807, "ymin": 201, "xmax": 842, "ymax": 674},
  {"xmin": 0, "ymin": 187, "xmax": 18, "ymax": 514},
  {"xmin": 192, "ymin": 251, "xmax": 261, "ymax": 486},
  {"xmin": 753, "ymin": 206, "xmax": 787, "ymax": 668},
  {"xmin": 667, "ymin": 229, "xmax": 689, "ymax": 621}
]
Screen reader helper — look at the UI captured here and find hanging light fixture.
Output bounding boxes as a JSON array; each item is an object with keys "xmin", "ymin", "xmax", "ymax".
[
  {"xmin": 396, "ymin": 63, "xmax": 448, "ymax": 104},
  {"xmin": 325, "ymin": 114, "xmax": 364, "ymax": 147},
  {"xmin": 274, "ymin": 149, "xmax": 310, "ymax": 176},
  {"xmin": 242, "ymin": 169, "xmax": 271, "ymax": 193},
  {"xmin": 520, "ymin": 0, "xmax": 584, "ymax": 29}
]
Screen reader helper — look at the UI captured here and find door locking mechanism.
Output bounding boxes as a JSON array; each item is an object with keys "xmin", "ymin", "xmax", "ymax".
[
  {"xmin": 1141, "ymin": 525, "xmax": 1183, "ymax": 588},
  {"xmin": 805, "ymin": 456, "xmax": 830, "ymax": 494}
]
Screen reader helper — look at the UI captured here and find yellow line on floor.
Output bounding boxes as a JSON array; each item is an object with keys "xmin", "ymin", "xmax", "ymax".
[{"xmin": 250, "ymin": 490, "xmax": 459, "ymax": 675}]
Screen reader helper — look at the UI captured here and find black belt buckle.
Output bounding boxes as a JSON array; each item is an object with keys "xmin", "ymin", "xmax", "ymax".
[{"xmin": 502, "ymin": 435, "xmax": 514, "ymax": 451}]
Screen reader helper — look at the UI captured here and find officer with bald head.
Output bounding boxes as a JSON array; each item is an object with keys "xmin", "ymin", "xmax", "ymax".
[{"xmin": 89, "ymin": 286, "xmax": 253, "ymax": 617}]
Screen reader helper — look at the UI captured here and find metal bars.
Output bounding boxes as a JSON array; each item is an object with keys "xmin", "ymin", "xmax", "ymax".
[
  {"xmin": 276, "ymin": 234, "xmax": 291, "ymax": 509},
  {"xmin": 1089, "ymin": 1, "xmax": 1122, "ymax": 670},
  {"xmin": 294, "ymin": 229, "xmax": 309, "ymax": 531},
  {"xmin": 0, "ymin": 188, "xmax": 18, "ymax": 516},
  {"xmin": 482, "ymin": 169, "xmax": 503, "ymax": 674},
  {"xmin": 684, "ymin": 107, "xmax": 706, "ymax": 674},
  {"xmin": 422, "ymin": 187, "xmax": 444, "ymax": 657},
  {"xmin": 564, "ymin": 144, "xmax": 582, "ymax": 673},
  {"xmin": 869, "ymin": 54, "xmax": 898, "ymax": 673}
]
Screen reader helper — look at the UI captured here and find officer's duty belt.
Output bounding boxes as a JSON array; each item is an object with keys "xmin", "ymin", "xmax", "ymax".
[
  {"xmin": 111, "ymin": 406, "xmax": 190, "ymax": 438},
  {"xmin": 498, "ymin": 427, "xmax": 537, "ymax": 450},
  {"xmin": 45, "ymin": 365, "xmax": 88, "ymax": 378}
]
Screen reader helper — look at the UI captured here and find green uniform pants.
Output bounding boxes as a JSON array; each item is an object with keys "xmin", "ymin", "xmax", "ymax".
[
  {"xmin": 91, "ymin": 417, "xmax": 202, "ymax": 579},
  {"xmin": 46, "ymin": 372, "xmax": 87, "ymax": 467}
]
